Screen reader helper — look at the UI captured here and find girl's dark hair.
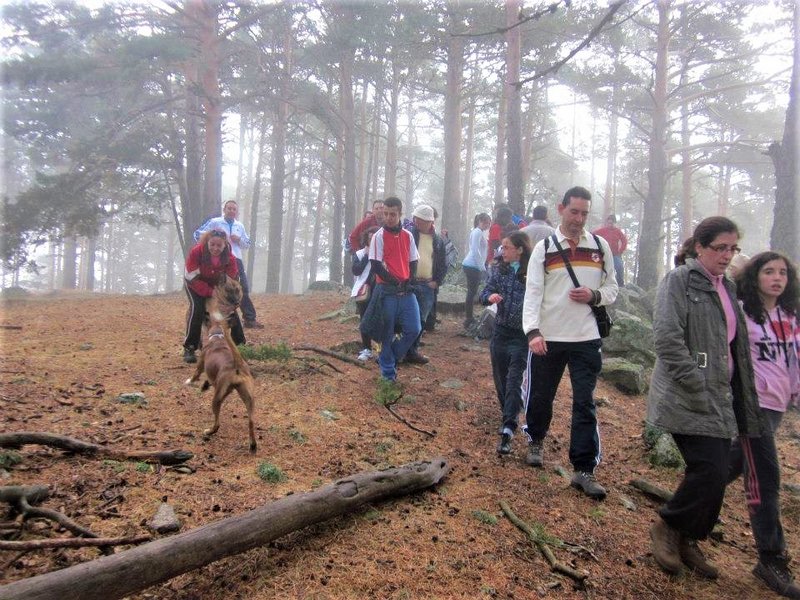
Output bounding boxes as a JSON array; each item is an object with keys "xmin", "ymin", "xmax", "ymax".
[
  {"xmin": 674, "ymin": 216, "xmax": 740, "ymax": 267},
  {"xmin": 473, "ymin": 212, "xmax": 491, "ymax": 228},
  {"xmin": 736, "ymin": 251, "xmax": 800, "ymax": 323},
  {"xmin": 500, "ymin": 230, "xmax": 532, "ymax": 283}
]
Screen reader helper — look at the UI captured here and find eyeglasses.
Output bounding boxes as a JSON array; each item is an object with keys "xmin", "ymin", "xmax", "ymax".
[{"xmin": 707, "ymin": 243, "xmax": 741, "ymax": 255}]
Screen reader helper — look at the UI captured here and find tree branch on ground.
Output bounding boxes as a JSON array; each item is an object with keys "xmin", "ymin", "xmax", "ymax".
[
  {"xmin": 295, "ymin": 344, "xmax": 365, "ymax": 367},
  {"xmin": 0, "ymin": 458, "xmax": 449, "ymax": 600},
  {"xmin": 375, "ymin": 381, "xmax": 435, "ymax": 438},
  {"xmin": 0, "ymin": 432, "xmax": 193, "ymax": 466},
  {"xmin": 0, "ymin": 535, "xmax": 151, "ymax": 551},
  {"xmin": 500, "ymin": 500, "xmax": 588, "ymax": 584}
]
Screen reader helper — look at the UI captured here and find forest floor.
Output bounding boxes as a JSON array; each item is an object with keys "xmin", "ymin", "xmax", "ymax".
[{"xmin": 1, "ymin": 289, "xmax": 800, "ymax": 599}]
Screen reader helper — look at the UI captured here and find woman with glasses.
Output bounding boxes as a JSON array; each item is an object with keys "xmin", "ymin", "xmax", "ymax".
[
  {"xmin": 647, "ymin": 216, "xmax": 763, "ymax": 580},
  {"xmin": 183, "ymin": 229, "xmax": 246, "ymax": 363}
]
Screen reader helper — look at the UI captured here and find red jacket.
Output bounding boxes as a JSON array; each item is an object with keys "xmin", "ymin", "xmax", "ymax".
[
  {"xmin": 592, "ymin": 225, "xmax": 628, "ymax": 256},
  {"xmin": 184, "ymin": 243, "xmax": 238, "ymax": 297},
  {"xmin": 348, "ymin": 214, "xmax": 380, "ymax": 252}
]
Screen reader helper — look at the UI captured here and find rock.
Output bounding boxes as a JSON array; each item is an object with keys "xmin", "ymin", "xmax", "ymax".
[
  {"xmin": 320, "ymin": 409, "xmax": 340, "ymax": 421},
  {"xmin": 783, "ymin": 483, "xmax": 800, "ymax": 496},
  {"xmin": 307, "ymin": 280, "xmax": 344, "ymax": 293},
  {"xmin": 619, "ymin": 494, "xmax": 637, "ymax": 511},
  {"xmin": 148, "ymin": 502, "xmax": 181, "ymax": 534},
  {"xmin": 649, "ymin": 433, "xmax": 685, "ymax": 469},
  {"xmin": 79, "ymin": 343, "xmax": 94, "ymax": 351},
  {"xmin": 435, "ymin": 284, "xmax": 469, "ymax": 316},
  {"xmin": 600, "ymin": 358, "xmax": 647, "ymax": 395},
  {"xmin": 115, "ymin": 392, "xmax": 147, "ymax": 406},
  {"xmin": 602, "ymin": 311, "xmax": 656, "ymax": 369},
  {"xmin": 643, "ymin": 423, "xmax": 665, "ymax": 449},
  {"xmin": 440, "ymin": 378, "xmax": 464, "ymax": 390},
  {"xmin": 454, "ymin": 399, "xmax": 468, "ymax": 412}
]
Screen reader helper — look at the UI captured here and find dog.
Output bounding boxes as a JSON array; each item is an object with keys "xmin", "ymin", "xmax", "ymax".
[{"xmin": 185, "ymin": 278, "xmax": 257, "ymax": 453}]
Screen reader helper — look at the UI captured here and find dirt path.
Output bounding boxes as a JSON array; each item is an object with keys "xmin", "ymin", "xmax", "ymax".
[{"xmin": 1, "ymin": 290, "xmax": 798, "ymax": 598}]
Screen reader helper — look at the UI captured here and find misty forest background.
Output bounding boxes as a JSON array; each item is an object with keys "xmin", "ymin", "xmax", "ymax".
[{"xmin": 2, "ymin": 0, "xmax": 798, "ymax": 296}]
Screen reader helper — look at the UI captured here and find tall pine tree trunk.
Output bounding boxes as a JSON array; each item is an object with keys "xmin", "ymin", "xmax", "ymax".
[
  {"xmin": 636, "ymin": 0, "xmax": 670, "ymax": 290},
  {"xmin": 494, "ymin": 76, "xmax": 507, "ymax": 208},
  {"xmin": 61, "ymin": 235, "xmax": 77, "ymax": 290},
  {"xmin": 442, "ymin": 7, "xmax": 464, "ymax": 246},
  {"xmin": 384, "ymin": 54, "xmax": 400, "ymax": 197},
  {"xmin": 769, "ymin": 0, "xmax": 800, "ymax": 260},
  {"xmin": 247, "ymin": 114, "xmax": 269, "ymax": 286},
  {"xmin": 505, "ymin": 0, "xmax": 524, "ymax": 216}
]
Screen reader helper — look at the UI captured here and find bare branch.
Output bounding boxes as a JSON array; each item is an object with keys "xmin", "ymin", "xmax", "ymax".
[{"xmin": 515, "ymin": 0, "xmax": 628, "ymax": 88}]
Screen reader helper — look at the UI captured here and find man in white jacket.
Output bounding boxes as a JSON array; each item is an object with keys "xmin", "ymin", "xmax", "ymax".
[{"xmin": 521, "ymin": 186, "xmax": 618, "ymax": 500}]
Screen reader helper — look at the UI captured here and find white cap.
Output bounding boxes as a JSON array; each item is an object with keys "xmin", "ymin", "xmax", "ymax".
[{"xmin": 412, "ymin": 204, "xmax": 435, "ymax": 221}]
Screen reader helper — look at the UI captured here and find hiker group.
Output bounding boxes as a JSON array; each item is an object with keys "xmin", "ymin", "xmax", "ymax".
[{"xmin": 180, "ymin": 186, "xmax": 800, "ymax": 599}]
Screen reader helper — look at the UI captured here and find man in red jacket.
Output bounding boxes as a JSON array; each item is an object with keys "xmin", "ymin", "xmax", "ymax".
[{"xmin": 593, "ymin": 214, "xmax": 628, "ymax": 287}]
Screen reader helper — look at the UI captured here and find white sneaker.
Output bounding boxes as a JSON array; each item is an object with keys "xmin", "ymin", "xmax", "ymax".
[{"xmin": 357, "ymin": 348, "xmax": 373, "ymax": 362}]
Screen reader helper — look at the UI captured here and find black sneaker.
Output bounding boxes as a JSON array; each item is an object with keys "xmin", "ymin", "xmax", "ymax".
[
  {"xmin": 570, "ymin": 471, "xmax": 607, "ymax": 500},
  {"xmin": 525, "ymin": 440, "xmax": 543, "ymax": 467},
  {"xmin": 754, "ymin": 557, "xmax": 800, "ymax": 599},
  {"xmin": 497, "ymin": 433, "xmax": 512, "ymax": 455},
  {"xmin": 183, "ymin": 347, "xmax": 197, "ymax": 364}
]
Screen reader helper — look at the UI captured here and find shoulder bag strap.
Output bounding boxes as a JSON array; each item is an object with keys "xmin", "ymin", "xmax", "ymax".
[{"xmin": 551, "ymin": 236, "xmax": 581, "ymax": 289}]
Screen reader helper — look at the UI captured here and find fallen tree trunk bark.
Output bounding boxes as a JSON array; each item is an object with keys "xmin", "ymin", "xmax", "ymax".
[
  {"xmin": 0, "ymin": 432, "xmax": 193, "ymax": 465},
  {"xmin": 0, "ymin": 457, "xmax": 449, "ymax": 600}
]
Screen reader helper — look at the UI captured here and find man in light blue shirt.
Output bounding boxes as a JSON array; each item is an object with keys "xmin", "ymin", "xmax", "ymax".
[{"xmin": 194, "ymin": 200, "xmax": 263, "ymax": 328}]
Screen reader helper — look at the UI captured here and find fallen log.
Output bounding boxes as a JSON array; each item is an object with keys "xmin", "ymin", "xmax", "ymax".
[
  {"xmin": 0, "ymin": 457, "xmax": 449, "ymax": 600},
  {"xmin": 0, "ymin": 432, "xmax": 193, "ymax": 465}
]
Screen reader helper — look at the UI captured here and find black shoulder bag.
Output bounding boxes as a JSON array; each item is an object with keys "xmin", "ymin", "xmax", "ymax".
[{"xmin": 549, "ymin": 235, "xmax": 613, "ymax": 338}]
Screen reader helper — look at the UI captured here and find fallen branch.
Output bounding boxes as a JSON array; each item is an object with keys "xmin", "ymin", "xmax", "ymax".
[
  {"xmin": 0, "ymin": 485, "xmax": 110, "ymax": 554},
  {"xmin": 0, "ymin": 432, "xmax": 193, "ymax": 466},
  {"xmin": 385, "ymin": 404, "xmax": 436, "ymax": 437},
  {"xmin": 629, "ymin": 479, "xmax": 673, "ymax": 503},
  {"xmin": 0, "ymin": 325, "xmax": 23, "ymax": 330},
  {"xmin": 0, "ymin": 535, "xmax": 151, "ymax": 551},
  {"xmin": 500, "ymin": 500, "xmax": 588, "ymax": 584},
  {"xmin": 0, "ymin": 457, "xmax": 449, "ymax": 600},
  {"xmin": 294, "ymin": 344, "xmax": 365, "ymax": 367}
]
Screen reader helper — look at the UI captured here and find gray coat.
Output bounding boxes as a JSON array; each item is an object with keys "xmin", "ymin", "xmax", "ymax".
[{"xmin": 647, "ymin": 258, "xmax": 762, "ymax": 438}]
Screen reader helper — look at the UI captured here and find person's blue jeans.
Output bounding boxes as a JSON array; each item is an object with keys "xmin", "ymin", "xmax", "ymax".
[
  {"xmin": 490, "ymin": 325, "xmax": 528, "ymax": 434},
  {"xmin": 377, "ymin": 285, "xmax": 421, "ymax": 381},
  {"xmin": 613, "ymin": 255, "xmax": 624, "ymax": 287},
  {"xmin": 523, "ymin": 339, "xmax": 603, "ymax": 472},
  {"xmin": 410, "ymin": 283, "xmax": 436, "ymax": 355},
  {"xmin": 236, "ymin": 257, "xmax": 257, "ymax": 322}
]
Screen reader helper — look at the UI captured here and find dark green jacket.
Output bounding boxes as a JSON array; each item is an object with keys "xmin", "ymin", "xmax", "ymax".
[{"xmin": 647, "ymin": 258, "xmax": 763, "ymax": 438}]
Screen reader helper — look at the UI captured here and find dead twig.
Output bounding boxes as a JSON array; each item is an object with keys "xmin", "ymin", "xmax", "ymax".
[
  {"xmin": 381, "ymin": 390, "xmax": 435, "ymax": 438},
  {"xmin": 294, "ymin": 344, "xmax": 365, "ymax": 367},
  {"xmin": 0, "ymin": 550, "xmax": 28, "ymax": 572},
  {"xmin": 0, "ymin": 325, "xmax": 23, "ymax": 330},
  {"xmin": 500, "ymin": 500, "xmax": 588, "ymax": 584},
  {"xmin": 0, "ymin": 535, "xmax": 150, "ymax": 551}
]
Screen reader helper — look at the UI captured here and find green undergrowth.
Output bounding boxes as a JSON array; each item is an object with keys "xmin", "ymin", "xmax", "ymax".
[{"xmin": 238, "ymin": 342, "xmax": 292, "ymax": 362}]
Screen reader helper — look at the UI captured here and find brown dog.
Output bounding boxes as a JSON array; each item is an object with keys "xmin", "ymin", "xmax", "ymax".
[{"xmin": 185, "ymin": 282, "xmax": 257, "ymax": 453}]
